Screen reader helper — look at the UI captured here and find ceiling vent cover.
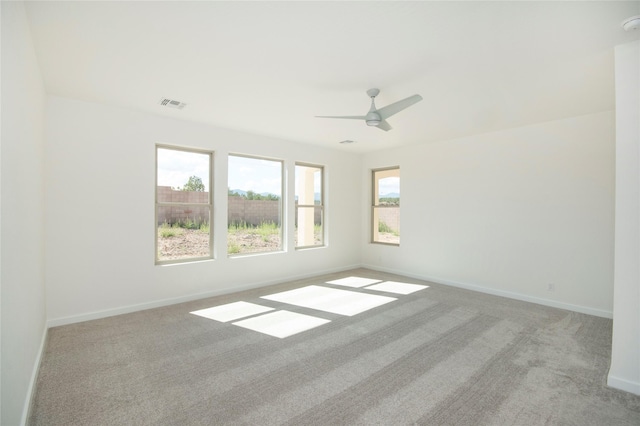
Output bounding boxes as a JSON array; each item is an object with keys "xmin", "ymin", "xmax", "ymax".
[{"xmin": 159, "ymin": 98, "xmax": 186, "ymax": 109}]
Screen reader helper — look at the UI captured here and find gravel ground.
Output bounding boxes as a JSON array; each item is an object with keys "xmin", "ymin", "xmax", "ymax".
[
  {"xmin": 157, "ymin": 229, "xmax": 211, "ymax": 261},
  {"xmin": 157, "ymin": 229, "xmax": 281, "ymax": 261}
]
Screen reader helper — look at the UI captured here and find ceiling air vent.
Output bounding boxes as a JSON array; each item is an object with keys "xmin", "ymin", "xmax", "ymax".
[{"xmin": 159, "ymin": 98, "xmax": 186, "ymax": 110}]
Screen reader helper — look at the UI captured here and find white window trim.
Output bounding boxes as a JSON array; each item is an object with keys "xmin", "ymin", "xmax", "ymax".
[
  {"xmin": 227, "ymin": 153, "xmax": 285, "ymax": 257},
  {"xmin": 371, "ymin": 166, "xmax": 400, "ymax": 246},
  {"xmin": 295, "ymin": 162, "xmax": 325, "ymax": 249},
  {"xmin": 155, "ymin": 144, "xmax": 214, "ymax": 265}
]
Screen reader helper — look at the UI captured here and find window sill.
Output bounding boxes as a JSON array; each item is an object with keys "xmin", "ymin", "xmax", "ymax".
[
  {"xmin": 228, "ymin": 250, "xmax": 285, "ymax": 259},
  {"xmin": 295, "ymin": 245, "xmax": 326, "ymax": 251},
  {"xmin": 156, "ymin": 257, "xmax": 215, "ymax": 266}
]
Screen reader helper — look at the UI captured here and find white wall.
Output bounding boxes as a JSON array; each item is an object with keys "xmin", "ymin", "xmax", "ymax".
[
  {"xmin": 1, "ymin": 1, "xmax": 48, "ymax": 424},
  {"xmin": 609, "ymin": 40, "xmax": 640, "ymax": 396},
  {"xmin": 45, "ymin": 96, "xmax": 362, "ymax": 325},
  {"xmin": 362, "ymin": 111, "xmax": 615, "ymax": 317}
]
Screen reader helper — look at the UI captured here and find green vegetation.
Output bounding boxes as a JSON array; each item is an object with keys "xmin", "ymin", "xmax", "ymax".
[
  {"xmin": 181, "ymin": 218, "xmax": 198, "ymax": 230},
  {"xmin": 227, "ymin": 221, "xmax": 281, "ymax": 253},
  {"xmin": 158, "ymin": 221, "xmax": 185, "ymax": 238},
  {"xmin": 378, "ymin": 220, "xmax": 399, "ymax": 236},
  {"xmin": 228, "ymin": 188, "xmax": 280, "ymax": 201},
  {"xmin": 379, "ymin": 197, "xmax": 400, "ymax": 206},
  {"xmin": 255, "ymin": 221, "xmax": 278, "ymax": 241},
  {"xmin": 199, "ymin": 222, "xmax": 209, "ymax": 234},
  {"xmin": 227, "ymin": 221, "xmax": 248, "ymax": 234},
  {"xmin": 158, "ymin": 218, "xmax": 209, "ymax": 238},
  {"xmin": 228, "ymin": 221, "xmax": 280, "ymax": 236},
  {"xmin": 182, "ymin": 176, "xmax": 205, "ymax": 192}
]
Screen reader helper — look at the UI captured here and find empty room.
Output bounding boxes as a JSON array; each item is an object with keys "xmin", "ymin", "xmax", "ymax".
[{"xmin": 2, "ymin": 1, "xmax": 640, "ymax": 425}]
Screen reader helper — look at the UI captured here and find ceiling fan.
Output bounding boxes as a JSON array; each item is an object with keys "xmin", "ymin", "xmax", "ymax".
[{"xmin": 316, "ymin": 88, "xmax": 423, "ymax": 132}]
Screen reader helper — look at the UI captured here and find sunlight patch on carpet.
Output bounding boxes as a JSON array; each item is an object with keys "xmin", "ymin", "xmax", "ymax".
[
  {"xmin": 261, "ymin": 285, "xmax": 396, "ymax": 316},
  {"xmin": 190, "ymin": 301, "xmax": 274, "ymax": 322},
  {"xmin": 325, "ymin": 276, "xmax": 382, "ymax": 288},
  {"xmin": 366, "ymin": 281, "xmax": 429, "ymax": 295},
  {"xmin": 232, "ymin": 310, "xmax": 330, "ymax": 338}
]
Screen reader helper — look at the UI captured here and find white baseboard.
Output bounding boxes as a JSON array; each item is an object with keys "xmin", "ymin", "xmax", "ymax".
[
  {"xmin": 48, "ymin": 262, "xmax": 613, "ymax": 327},
  {"xmin": 608, "ymin": 374, "xmax": 640, "ymax": 395},
  {"xmin": 21, "ymin": 325, "xmax": 48, "ymax": 426},
  {"xmin": 47, "ymin": 264, "xmax": 361, "ymax": 327},
  {"xmin": 361, "ymin": 264, "xmax": 613, "ymax": 319}
]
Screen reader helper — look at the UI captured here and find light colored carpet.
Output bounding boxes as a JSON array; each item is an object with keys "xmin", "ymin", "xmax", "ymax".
[{"xmin": 29, "ymin": 268, "xmax": 640, "ymax": 425}]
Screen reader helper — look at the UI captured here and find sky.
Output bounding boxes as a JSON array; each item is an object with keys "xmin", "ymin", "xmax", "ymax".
[
  {"xmin": 157, "ymin": 149, "xmax": 283, "ymax": 195},
  {"xmin": 378, "ymin": 177, "xmax": 400, "ymax": 196},
  {"xmin": 157, "ymin": 148, "xmax": 211, "ymax": 191},
  {"xmin": 158, "ymin": 148, "xmax": 397, "ymax": 196},
  {"xmin": 228, "ymin": 155, "xmax": 282, "ymax": 195}
]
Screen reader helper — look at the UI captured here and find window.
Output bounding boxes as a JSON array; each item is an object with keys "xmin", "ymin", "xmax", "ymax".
[
  {"xmin": 295, "ymin": 163, "xmax": 324, "ymax": 248},
  {"xmin": 156, "ymin": 146, "xmax": 213, "ymax": 264},
  {"xmin": 228, "ymin": 155, "xmax": 283, "ymax": 255},
  {"xmin": 372, "ymin": 167, "xmax": 400, "ymax": 245}
]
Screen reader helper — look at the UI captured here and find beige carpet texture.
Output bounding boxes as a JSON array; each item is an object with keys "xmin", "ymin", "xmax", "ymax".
[{"xmin": 29, "ymin": 269, "xmax": 640, "ymax": 425}]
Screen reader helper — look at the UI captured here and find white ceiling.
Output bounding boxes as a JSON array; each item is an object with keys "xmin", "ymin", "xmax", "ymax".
[{"xmin": 24, "ymin": 1, "xmax": 640, "ymax": 153}]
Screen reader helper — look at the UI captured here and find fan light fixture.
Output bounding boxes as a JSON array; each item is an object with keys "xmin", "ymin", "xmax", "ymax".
[{"xmin": 316, "ymin": 88, "xmax": 422, "ymax": 132}]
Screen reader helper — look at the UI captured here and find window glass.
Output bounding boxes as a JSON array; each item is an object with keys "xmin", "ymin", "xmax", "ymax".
[
  {"xmin": 228, "ymin": 155, "xmax": 283, "ymax": 255},
  {"xmin": 372, "ymin": 167, "xmax": 400, "ymax": 245},
  {"xmin": 295, "ymin": 164, "xmax": 324, "ymax": 248},
  {"xmin": 156, "ymin": 146, "xmax": 213, "ymax": 263}
]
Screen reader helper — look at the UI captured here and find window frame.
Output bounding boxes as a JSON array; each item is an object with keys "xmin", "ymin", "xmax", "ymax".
[
  {"xmin": 155, "ymin": 144, "xmax": 214, "ymax": 265},
  {"xmin": 371, "ymin": 166, "xmax": 400, "ymax": 246},
  {"xmin": 227, "ymin": 153, "xmax": 285, "ymax": 257},
  {"xmin": 295, "ymin": 162, "xmax": 325, "ymax": 249}
]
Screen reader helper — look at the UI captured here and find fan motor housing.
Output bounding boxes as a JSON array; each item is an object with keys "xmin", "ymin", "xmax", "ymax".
[{"xmin": 365, "ymin": 111, "xmax": 381, "ymax": 126}]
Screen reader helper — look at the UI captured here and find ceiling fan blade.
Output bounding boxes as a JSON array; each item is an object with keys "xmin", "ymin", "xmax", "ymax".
[
  {"xmin": 315, "ymin": 115, "xmax": 366, "ymax": 120},
  {"xmin": 376, "ymin": 94, "xmax": 423, "ymax": 120},
  {"xmin": 376, "ymin": 120, "xmax": 392, "ymax": 131}
]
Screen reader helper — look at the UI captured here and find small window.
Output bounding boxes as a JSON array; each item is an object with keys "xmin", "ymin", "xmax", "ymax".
[
  {"xmin": 372, "ymin": 167, "xmax": 400, "ymax": 245},
  {"xmin": 156, "ymin": 146, "xmax": 213, "ymax": 264},
  {"xmin": 228, "ymin": 155, "xmax": 283, "ymax": 255},
  {"xmin": 295, "ymin": 163, "xmax": 324, "ymax": 248}
]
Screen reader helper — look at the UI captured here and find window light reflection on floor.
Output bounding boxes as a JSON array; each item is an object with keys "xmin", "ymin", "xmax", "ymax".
[
  {"xmin": 189, "ymin": 278, "xmax": 427, "ymax": 338},
  {"xmin": 261, "ymin": 285, "xmax": 396, "ymax": 316},
  {"xmin": 232, "ymin": 310, "xmax": 330, "ymax": 339}
]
